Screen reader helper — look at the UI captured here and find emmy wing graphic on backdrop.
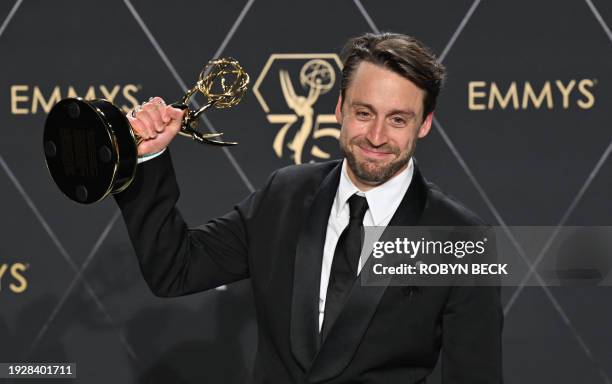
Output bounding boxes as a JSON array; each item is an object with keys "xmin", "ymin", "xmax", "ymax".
[
  {"xmin": 42, "ymin": 58, "xmax": 249, "ymax": 204},
  {"xmin": 253, "ymin": 54, "xmax": 342, "ymax": 164}
]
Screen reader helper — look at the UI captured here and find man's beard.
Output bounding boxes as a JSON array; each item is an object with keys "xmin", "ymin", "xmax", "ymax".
[{"xmin": 340, "ymin": 134, "xmax": 413, "ymax": 185}]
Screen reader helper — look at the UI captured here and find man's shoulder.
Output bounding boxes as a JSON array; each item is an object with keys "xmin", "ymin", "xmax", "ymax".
[
  {"xmin": 274, "ymin": 159, "xmax": 341, "ymax": 178},
  {"xmin": 422, "ymin": 179, "xmax": 487, "ymax": 226},
  {"xmin": 268, "ymin": 159, "xmax": 341, "ymax": 190}
]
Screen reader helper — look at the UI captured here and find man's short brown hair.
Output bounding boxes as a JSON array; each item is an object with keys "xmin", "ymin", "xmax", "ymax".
[{"xmin": 340, "ymin": 32, "xmax": 446, "ymax": 121}]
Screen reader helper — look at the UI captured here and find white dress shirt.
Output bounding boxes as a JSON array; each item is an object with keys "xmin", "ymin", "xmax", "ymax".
[
  {"xmin": 318, "ymin": 158, "xmax": 414, "ymax": 331},
  {"xmin": 137, "ymin": 147, "xmax": 166, "ymax": 163}
]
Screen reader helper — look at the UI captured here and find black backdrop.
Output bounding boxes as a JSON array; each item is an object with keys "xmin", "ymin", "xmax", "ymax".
[{"xmin": 1, "ymin": 0, "xmax": 611, "ymax": 382}]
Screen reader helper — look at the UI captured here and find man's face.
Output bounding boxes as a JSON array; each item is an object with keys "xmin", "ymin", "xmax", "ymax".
[{"xmin": 336, "ymin": 61, "xmax": 433, "ymax": 189}]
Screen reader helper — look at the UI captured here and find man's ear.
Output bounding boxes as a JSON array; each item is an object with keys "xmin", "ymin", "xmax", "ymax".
[
  {"xmin": 335, "ymin": 95, "xmax": 343, "ymax": 125},
  {"xmin": 417, "ymin": 111, "xmax": 434, "ymax": 139}
]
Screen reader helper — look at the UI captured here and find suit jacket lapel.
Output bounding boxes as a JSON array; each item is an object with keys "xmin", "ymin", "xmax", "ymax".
[
  {"xmin": 307, "ymin": 163, "xmax": 428, "ymax": 383},
  {"xmin": 290, "ymin": 161, "xmax": 342, "ymax": 371}
]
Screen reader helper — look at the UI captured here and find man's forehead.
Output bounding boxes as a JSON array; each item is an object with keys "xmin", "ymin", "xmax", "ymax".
[{"xmin": 344, "ymin": 62, "xmax": 425, "ymax": 114}]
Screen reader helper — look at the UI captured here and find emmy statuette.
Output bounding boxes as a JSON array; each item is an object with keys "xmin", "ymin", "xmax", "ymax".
[{"xmin": 43, "ymin": 58, "xmax": 249, "ymax": 204}]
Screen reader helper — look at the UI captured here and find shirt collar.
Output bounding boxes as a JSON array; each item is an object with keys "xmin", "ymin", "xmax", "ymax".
[{"xmin": 335, "ymin": 157, "xmax": 414, "ymax": 225}]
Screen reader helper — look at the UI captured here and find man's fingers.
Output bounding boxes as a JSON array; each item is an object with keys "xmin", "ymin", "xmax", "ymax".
[
  {"xmin": 161, "ymin": 111, "xmax": 171, "ymax": 124},
  {"xmin": 128, "ymin": 116, "xmax": 151, "ymax": 140},
  {"xmin": 147, "ymin": 97, "xmax": 171, "ymax": 123},
  {"xmin": 134, "ymin": 109, "xmax": 157, "ymax": 139},
  {"xmin": 142, "ymin": 103, "xmax": 165, "ymax": 132},
  {"xmin": 124, "ymin": 97, "xmax": 183, "ymax": 155},
  {"xmin": 164, "ymin": 105, "xmax": 186, "ymax": 120},
  {"xmin": 149, "ymin": 96, "xmax": 166, "ymax": 106},
  {"xmin": 163, "ymin": 106, "xmax": 186, "ymax": 127}
]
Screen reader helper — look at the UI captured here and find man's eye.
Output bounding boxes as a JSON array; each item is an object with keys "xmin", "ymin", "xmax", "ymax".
[
  {"xmin": 391, "ymin": 117, "xmax": 406, "ymax": 125},
  {"xmin": 356, "ymin": 111, "xmax": 371, "ymax": 118}
]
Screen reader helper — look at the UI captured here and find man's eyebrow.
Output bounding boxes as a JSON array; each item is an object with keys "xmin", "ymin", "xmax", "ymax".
[
  {"xmin": 350, "ymin": 101, "xmax": 376, "ymax": 111},
  {"xmin": 350, "ymin": 101, "xmax": 416, "ymax": 117},
  {"xmin": 388, "ymin": 109, "xmax": 416, "ymax": 118}
]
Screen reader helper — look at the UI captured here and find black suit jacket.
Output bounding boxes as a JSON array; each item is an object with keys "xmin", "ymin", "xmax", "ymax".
[{"xmin": 114, "ymin": 150, "xmax": 502, "ymax": 384}]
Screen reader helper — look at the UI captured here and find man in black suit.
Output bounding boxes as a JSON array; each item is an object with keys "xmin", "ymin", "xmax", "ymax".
[{"xmin": 116, "ymin": 32, "xmax": 502, "ymax": 383}]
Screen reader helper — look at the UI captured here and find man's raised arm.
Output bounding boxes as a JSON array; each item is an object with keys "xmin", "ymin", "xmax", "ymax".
[{"xmin": 112, "ymin": 97, "xmax": 258, "ymax": 297}]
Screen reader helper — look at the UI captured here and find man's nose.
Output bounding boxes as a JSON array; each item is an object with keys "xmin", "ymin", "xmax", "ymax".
[{"xmin": 365, "ymin": 118, "xmax": 387, "ymax": 147}]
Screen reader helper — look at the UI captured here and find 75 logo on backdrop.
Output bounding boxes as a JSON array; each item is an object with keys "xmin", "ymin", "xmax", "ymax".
[{"xmin": 253, "ymin": 54, "xmax": 343, "ymax": 165}]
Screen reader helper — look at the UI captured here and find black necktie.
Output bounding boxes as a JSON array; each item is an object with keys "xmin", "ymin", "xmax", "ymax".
[{"xmin": 321, "ymin": 194, "xmax": 369, "ymax": 342}]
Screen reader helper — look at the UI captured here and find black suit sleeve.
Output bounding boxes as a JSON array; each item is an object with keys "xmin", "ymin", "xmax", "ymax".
[
  {"xmin": 441, "ymin": 284, "xmax": 503, "ymax": 383},
  {"xmin": 440, "ymin": 228, "xmax": 503, "ymax": 383},
  {"xmin": 113, "ymin": 149, "xmax": 270, "ymax": 297}
]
